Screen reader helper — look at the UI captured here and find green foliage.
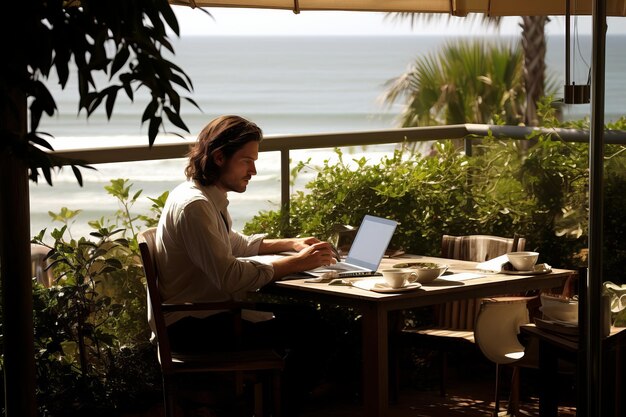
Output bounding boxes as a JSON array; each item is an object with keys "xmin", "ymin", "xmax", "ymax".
[
  {"xmin": 245, "ymin": 121, "xmax": 626, "ymax": 282},
  {"xmin": 246, "ymin": 141, "xmax": 536, "ymax": 256},
  {"xmin": 29, "ymin": 179, "xmax": 165, "ymax": 416},
  {"xmin": 2, "ymin": 0, "xmax": 199, "ymax": 185},
  {"xmin": 140, "ymin": 191, "xmax": 170, "ymax": 228}
]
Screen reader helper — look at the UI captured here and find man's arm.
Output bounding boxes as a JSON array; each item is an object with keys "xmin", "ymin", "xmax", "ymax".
[{"xmin": 258, "ymin": 236, "xmax": 321, "ymax": 255}]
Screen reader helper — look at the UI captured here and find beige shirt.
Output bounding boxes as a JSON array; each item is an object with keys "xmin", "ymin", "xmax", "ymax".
[{"xmin": 154, "ymin": 180, "xmax": 274, "ymax": 326}]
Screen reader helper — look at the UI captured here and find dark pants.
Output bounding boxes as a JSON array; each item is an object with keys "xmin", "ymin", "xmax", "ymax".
[{"xmin": 166, "ymin": 303, "xmax": 334, "ymax": 413}]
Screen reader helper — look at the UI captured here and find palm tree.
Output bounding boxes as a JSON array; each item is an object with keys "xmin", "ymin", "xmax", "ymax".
[
  {"xmin": 387, "ymin": 13, "xmax": 549, "ymax": 127},
  {"xmin": 382, "ymin": 40, "xmax": 525, "ymax": 127},
  {"xmin": 521, "ymin": 16, "xmax": 549, "ymax": 125}
]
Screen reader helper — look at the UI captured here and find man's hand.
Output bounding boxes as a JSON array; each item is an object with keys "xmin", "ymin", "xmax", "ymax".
[
  {"xmin": 291, "ymin": 236, "xmax": 321, "ymax": 252},
  {"xmin": 294, "ymin": 241, "xmax": 337, "ymax": 269},
  {"xmin": 271, "ymin": 241, "xmax": 337, "ymax": 280}
]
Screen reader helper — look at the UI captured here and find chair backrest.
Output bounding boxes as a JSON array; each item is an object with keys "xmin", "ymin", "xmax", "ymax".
[
  {"xmin": 474, "ymin": 297, "xmax": 532, "ymax": 365},
  {"xmin": 441, "ymin": 234, "xmax": 526, "ymax": 263},
  {"xmin": 138, "ymin": 227, "xmax": 176, "ymax": 374},
  {"xmin": 437, "ymin": 234, "xmax": 526, "ymax": 329},
  {"xmin": 31, "ymin": 243, "xmax": 54, "ymax": 287}
]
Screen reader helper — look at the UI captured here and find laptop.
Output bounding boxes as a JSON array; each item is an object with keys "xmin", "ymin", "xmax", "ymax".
[{"xmin": 303, "ymin": 215, "xmax": 398, "ymax": 278}]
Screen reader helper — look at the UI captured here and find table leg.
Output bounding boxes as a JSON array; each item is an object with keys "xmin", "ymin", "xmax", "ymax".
[
  {"xmin": 538, "ymin": 340, "xmax": 559, "ymax": 417},
  {"xmin": 361, "ymin": 303, "xmax": 388, "ymax": 417},
  {"xmin": 601, "ymin": 344, "xmax": 617, "ymax": 417}
]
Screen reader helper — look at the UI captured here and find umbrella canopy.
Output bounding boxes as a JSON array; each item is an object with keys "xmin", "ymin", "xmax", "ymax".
[{"xmin": 171, "ymin": 0, "xmax": 626, "ymax": 16}]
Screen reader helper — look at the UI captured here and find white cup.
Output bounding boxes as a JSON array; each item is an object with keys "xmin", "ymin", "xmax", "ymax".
[{"xmin": 381, "ymin": 269, "xmax": 417, "ymax": 289}]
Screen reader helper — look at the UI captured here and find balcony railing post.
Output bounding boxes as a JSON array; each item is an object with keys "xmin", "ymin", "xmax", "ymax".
[
  {"xmin": 280, "ymin": 149, "xmax": 290, "ymax": 237},
  {"xmin": 464, "ymin": 136, "xmax": 472, "ymax": 156}
]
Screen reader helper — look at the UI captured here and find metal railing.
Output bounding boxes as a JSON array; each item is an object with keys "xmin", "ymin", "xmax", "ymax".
[{"xmin": 51, "ymin": 123, "xmax": 626, "ymax": 230}]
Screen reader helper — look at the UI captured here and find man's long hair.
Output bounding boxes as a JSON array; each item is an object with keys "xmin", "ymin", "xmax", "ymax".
[{"xmin": 185, "ymin": 115, "xmax": 262, "ymax": 186}]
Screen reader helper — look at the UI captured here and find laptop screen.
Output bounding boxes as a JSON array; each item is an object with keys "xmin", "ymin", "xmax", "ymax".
[{"xmin": 345, "ymin": 215, "xmax": 398, "ymax": 271}]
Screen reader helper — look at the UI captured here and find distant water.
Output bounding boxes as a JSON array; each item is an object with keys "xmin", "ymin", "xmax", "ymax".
[{"xmin": 32, "ymin": 35, "xmax": 626, "ymax": 239}]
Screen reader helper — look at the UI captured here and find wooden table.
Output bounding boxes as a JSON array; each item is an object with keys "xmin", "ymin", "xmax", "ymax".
[{"xmin": 261, "ymin": 255, "xmax": 574, "ymax": 417}]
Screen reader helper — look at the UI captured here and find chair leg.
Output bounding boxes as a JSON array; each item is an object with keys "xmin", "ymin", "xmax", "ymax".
[
  {"xmin": 254, "ymin": 382, "xmax": 263, "ymax": 417},
  {"xmin": 163, "ymin": 375, "xmax": 177, "ymax": 417},
  {"xmin": 494, "ymin": 364, "xmax": 501, "ymax": 417},
  {"xmin": 507, "ymin": 366, "xmax": 521, "ymax": 416}
]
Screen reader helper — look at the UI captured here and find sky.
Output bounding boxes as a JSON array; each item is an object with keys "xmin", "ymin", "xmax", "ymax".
[{"xmin": 172, "ymin": 6, "xmax": 626, "ymax": 37}]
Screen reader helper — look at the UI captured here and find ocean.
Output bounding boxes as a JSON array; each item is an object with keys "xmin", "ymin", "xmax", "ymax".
[{"xmin": 31, "ymin": 35, "xmax": 626, "ymax": 240}]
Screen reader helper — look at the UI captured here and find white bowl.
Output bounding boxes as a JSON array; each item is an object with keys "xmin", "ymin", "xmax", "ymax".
[
  {"xmin": 540, "ymin": 293, "xmax": 578, "ymax": 323},
  {"xmin": 506, "ymin": 251, "xmax": 539, "ymax": 271},
  {"xmin": 392, "ymin": 262, "xmax": 448, "ymax": 283}
]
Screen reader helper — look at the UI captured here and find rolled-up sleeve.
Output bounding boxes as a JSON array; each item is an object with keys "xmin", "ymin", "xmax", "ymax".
[{"xmin": 230, "ymin": 230, "xmax": 266, "ymax": 257}]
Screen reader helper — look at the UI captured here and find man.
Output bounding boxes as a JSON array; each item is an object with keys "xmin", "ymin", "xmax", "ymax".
[
  {"xmin": 155, "ymin": 114, "xmax": 335, "ymax": 339},
  {"xmin": 154, "ymin": 115, "xmax": 336, "ymax": 411}
]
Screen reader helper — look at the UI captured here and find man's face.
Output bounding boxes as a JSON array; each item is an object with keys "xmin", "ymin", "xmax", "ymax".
[{"xmin": 213, "ymin": 140, "xmax": 259, "ymax": 193}]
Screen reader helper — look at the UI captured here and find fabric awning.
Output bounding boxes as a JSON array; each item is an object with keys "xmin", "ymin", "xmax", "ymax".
[{"xmin": 170, "ymin": 0, "xmax": 626, "ymax": 16}]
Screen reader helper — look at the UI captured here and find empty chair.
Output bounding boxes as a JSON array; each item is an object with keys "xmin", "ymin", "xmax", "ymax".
[
  {"xmin": 138, "ymin": 227, "xmax": 284, "ymax": 417},
  {"xmin": 31, "ymin": 243, "xmax": 54, "ymax": 287},
  {"xmin": 436, "ymin": 234, "xmax": 527, "ymax": 330},
  {"xmin": 400, "ymin": 234, "xmax": 526, "ymax": 396},
  {"xmin": 474, "ymin": 296, "xmax": 537, "ymax": 417},
  {"xmin": 440, "ymin": 234, "xmax": 526, "ymax": 264}
]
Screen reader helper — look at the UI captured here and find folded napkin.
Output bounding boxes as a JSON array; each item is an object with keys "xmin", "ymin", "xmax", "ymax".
[
  {"xmin": 476, "ymin": 255, "xmax": 509, "ymax": 272},
  {"xmin": 304, "ymin": 271, "xmax": 339, "ymax": 283},
  {"xmin": 441, "ymin": 272, "xmax": 486, "ymax": 282}
]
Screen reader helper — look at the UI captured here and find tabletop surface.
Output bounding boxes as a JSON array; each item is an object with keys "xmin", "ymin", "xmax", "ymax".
[{"xmin": 271, "ymin": 254, "xmax": 574, "ymax": 305}]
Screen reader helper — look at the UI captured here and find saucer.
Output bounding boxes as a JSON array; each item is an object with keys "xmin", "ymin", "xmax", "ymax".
[{"xmin": 362, "ymin": 282, "xmax": 422, "ymax": 293}]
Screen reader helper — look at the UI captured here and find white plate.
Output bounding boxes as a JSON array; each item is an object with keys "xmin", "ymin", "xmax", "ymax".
[{"xmin": 352, "ymin": 280, "xmax": 422, "ymax": 293}]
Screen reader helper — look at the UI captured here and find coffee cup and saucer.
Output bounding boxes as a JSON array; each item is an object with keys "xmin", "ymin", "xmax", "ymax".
[{"xmin": 372, "ymin": 269, "xmax": 422, "ymax": 293}]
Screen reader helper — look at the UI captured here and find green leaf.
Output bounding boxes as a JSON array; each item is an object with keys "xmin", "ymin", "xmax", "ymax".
[
  {"xmin": 70, "ymin": 165, "xmax": 84, "ymax": 187},
  {"xmin": 132, "ymin": 190, "xmax": 142, "ymax": 202},
  {"xmin": 148, "ymin": 116, "xmax": 162, "ymax": 146},
  {"xmin": 27, "ymin": 133, "xmax": 54, "ymax": 151},
  {"xmin": 110, "ymin": 47, "xmax": 130, "ymax": 78},
  {"xmin": 160, "ymin": 2, "xmax": 181, "ymax": 35},
  {"xmin": 105, "ymin": 258, "xmax": 123, "ymax": 269},
  {"xmin": 163, "ymin": 107, "xmax": 188, "ymax": 132},
  {"xmin": 105, "ymin": 87, "xmax": 119, "ymax": 120},
  {"xmin": 141, "ymin": 100, "xmax": 159, "ymax": 124}
]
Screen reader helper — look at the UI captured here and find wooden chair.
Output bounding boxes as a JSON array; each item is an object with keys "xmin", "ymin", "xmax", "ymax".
[
  {"xmin": 138, "ymin": 228, "xmax": 284, "ymax": 417},
  {"xmin": 399, "ymin": 234, "xmax": 526, "ymax": 396}
]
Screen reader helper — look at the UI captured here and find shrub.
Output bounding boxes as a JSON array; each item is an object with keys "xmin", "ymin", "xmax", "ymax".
[{"xmin": 29, "ymin": 179, "xmax": 166, "ymax": 416}]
